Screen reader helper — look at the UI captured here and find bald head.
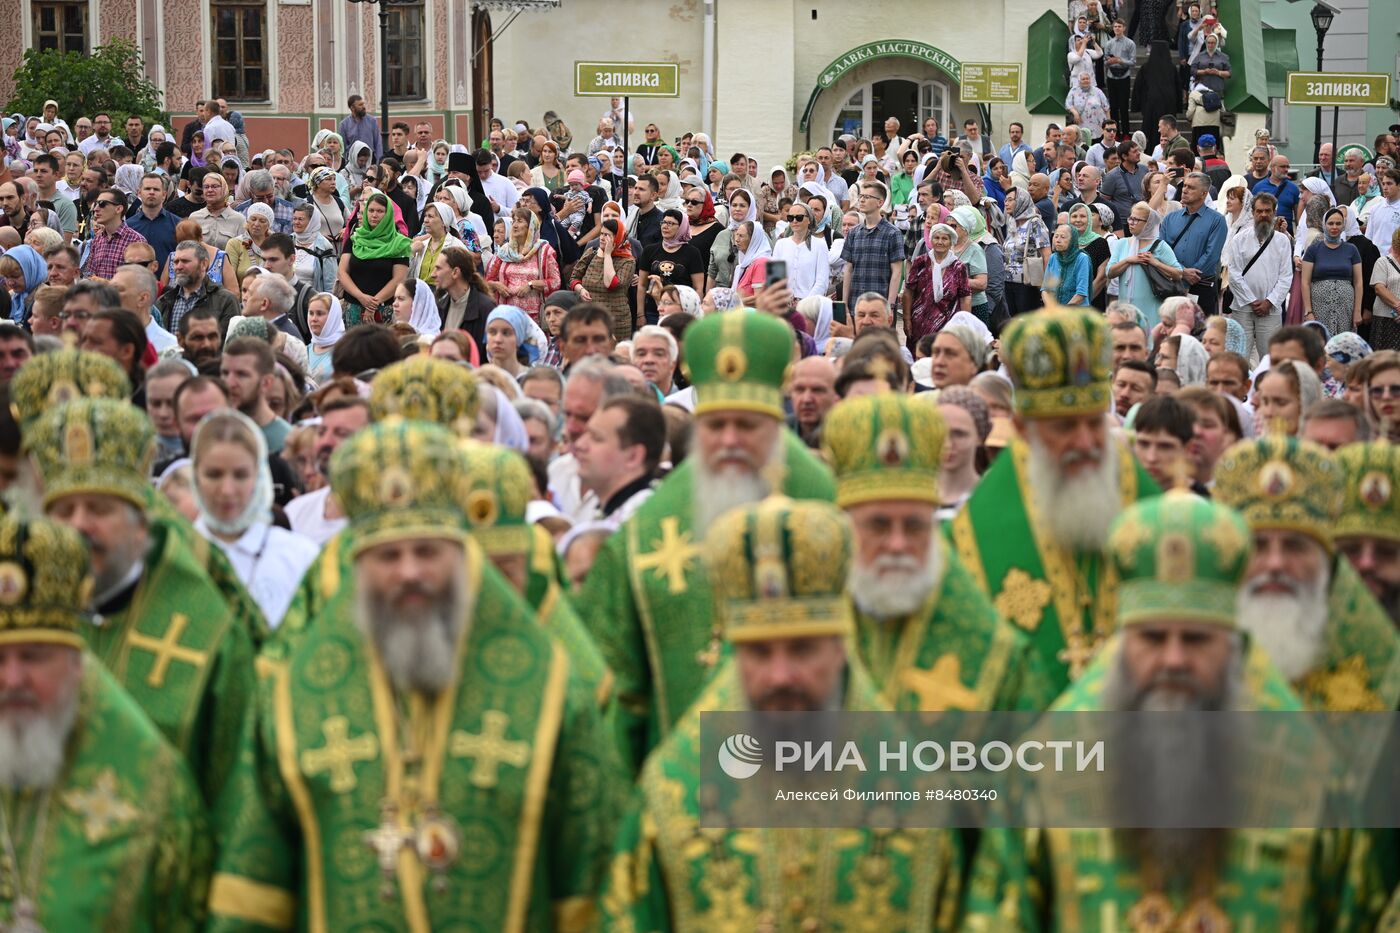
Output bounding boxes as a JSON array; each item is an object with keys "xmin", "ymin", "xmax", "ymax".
[
  {"xmin": 1028, "ymin": 173, "xmax": 1050, "ymax": 199},
  {"xmin": 790, "ymin": 356, "xmax": 838, "ymax": 432}
]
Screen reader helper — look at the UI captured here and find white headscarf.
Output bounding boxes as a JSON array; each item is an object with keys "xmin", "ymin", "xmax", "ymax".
[
  {"xmin": 312, "ymin": 293, "xmax": 346, "ymax": 351},
  {"xmin": 945, "ymin": 310, "xmax": 995, "ymax": 349},
  {"xmin": 408, "ymin": 279, "xmax": 440, "ymax": 337},
  {"xmin": 797, "ymin": 295, "xmax": 833, "ymax": 351},
  {"xmin": 1175, "ymin": 333, "xmax": 1210, "ymax": 386},
  {"xmin": 733, "ymin": 221, "xmax": 772, "ymax": 284},
  {"xmin": 926, "ymin": 223, "xmax": 958, "ymax": 302},
  {"xmin": 657, "ymin": 171, "xmax": 683, "ymax": 211},
  {"xmin": 191, "ymin": 409, "xmax": 274, "ymax": 537},
  {"xmin": 487, "ymin": 386, "xmax": 530, "ymax": 452},
  {"xmin": 294, "ymin": 204, "xmax": 323, "ymax": 248}
]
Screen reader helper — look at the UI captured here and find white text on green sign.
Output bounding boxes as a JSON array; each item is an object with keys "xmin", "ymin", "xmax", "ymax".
[
  {"xmin": 1285, "ymin": 72, "xmax": 1390, "ymax": 107},
  {"xmin": 575, "ymin": 62, "xmax": 680, "ymax": 98}
]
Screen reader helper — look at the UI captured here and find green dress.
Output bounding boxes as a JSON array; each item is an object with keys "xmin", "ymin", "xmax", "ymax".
[
  {"xmin": 0, "ymin": 659, "xmax": 211, "ymax": 932},
  {"xmin": 851, "ymin": 537, "xmax": 1057, "ymax": 713},
  {"xmin": 580, "ymin": 429, "xmax": 837, "ymax": 774},
  {"xmin": 84, "ymin": 516, "xmax": 256, "ymax": 807},
  {"xmin": 599, "ymin": 660, "xmax": 964, "ymax": 932},
  {"xmin": 960, "ymin": 636, "xmax": 1388, "ymax": 932},
  {"xmin": 949, "ymin": 438, "xmax": 1158, "ymax": 694},
  {"xmin": 208, "ymin": 548, "xmax": 624, "ymax": 933}
]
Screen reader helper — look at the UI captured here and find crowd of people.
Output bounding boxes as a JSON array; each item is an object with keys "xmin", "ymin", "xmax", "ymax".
[{"xmin": 0, "ymin": 17, "xmax": 1398, "ymax": 928}]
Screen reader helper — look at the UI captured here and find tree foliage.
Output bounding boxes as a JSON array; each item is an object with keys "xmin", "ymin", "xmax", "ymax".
[{"xmin": 5, "ymin": 39, "xmax": 169, "ymax": 129}]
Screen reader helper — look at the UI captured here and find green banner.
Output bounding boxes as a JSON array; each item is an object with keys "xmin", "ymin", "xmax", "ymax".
[
  {"xmin": 960, "ymin": 63, "xmax": 1024, "ymax": 104},
  {"xmin": 1285, "ymin": 71, "xmax": 1391, "ymax": 106},
  {"xmin": 574, "ymin": 62, "xmax": 679, "ymax": 98}
]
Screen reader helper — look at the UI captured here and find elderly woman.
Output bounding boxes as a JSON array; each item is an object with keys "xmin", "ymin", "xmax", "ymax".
[
  {"xmin": 1067, "ymin": 202, "xmax": 1111, "ymax": 309},
  {"xmin": 0, "ymin": 245, "xmax": 46, "ymax": 325},
  {"xmin": 410, "ymin": 202, "xmax": 467, "ymax": 283},
  {"xmin": 1042, "ymin": 223, "xmax": 1090, "ymax": 307},
  {"xmin": 1201, "ymin": 314, "xmax": 1249, "ymax": 356},
  {"xmin": 1002, "ymin": 185, "xmax": 1051, "ymax": 315},
  {"xmin": 291, "ymin": 203, "xmax": 337, "ymax": 293},
  {"xmin": 903, "ymin": 222, "xmax": 971, "ymax": 349},
  {"xmin": 1106, "ymin": 201, "xmax": 1184, "ymax": 326},
  {"xmin": 570, "ymin": 217, "xmax": 636, "ymax": 339},
  {"xmin": 947, "ymin": 206, "xmax": 991, "ymax": 324},
  {"xmin": 486, "ymin": 206, "xmax": 560, "ymax": 321},
  {"xmin": 225, "ymin": 203, "xmax": 275, "ymax": 284}
]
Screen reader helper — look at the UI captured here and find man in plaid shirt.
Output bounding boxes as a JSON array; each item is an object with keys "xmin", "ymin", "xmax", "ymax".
[
  {"xmin": 82, "ymin": 193, "xmax": 147, "ymax": 280},
  {"xmin": 233, "ymin": 169, "xmax": 295, "ymax": 235},
  {"xmin": 841, "ymin": 179, "xmax": 904, "ymax": 307}
]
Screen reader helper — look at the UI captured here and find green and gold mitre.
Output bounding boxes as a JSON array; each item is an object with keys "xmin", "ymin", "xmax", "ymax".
[
  {"xmin": 368, "ymin": 355, "xmax": 480, "ymax": 434},
  {"xmin": 26, "ymin": 398, "xmax": 155, "ymax": 511},
  {"xmin": 9, "ymin": 349, "xmax": 131, "ymax": 427},
  {"xmin": 822, "ymin": 393, "xmax": 946, "ymax": 507},
  {"xmin": 681, "ymin": 309, "xmax": 793, "ymax": 419},
  {"xmin": 0, "ymin": 516, "xmax": 94, "ymax": 649},
  {"xmin": 1334, "ymin": 442, "xmax": 1400, "ymax": 545},
  {"xmin": 704, "ymin": 496, "xmax": 853, "ymax": 643},
  {"xmin": 1108, "ymin": 491, "xmax": 1253, "ymax": 628},
  {"xmin": 456, "ymin": 439, "xmax": 533, "ymax": 556},
  {"xmin": 1214, "ymin": 435, "xmax": 1343, "ymax": 553},
  {"xmin": 330, "ymin": 418, "xmax": 471, "ymax": 554},
  {"xmin": 1000, "ymin": 304, "xmax": 1112, "ymax": 418}
]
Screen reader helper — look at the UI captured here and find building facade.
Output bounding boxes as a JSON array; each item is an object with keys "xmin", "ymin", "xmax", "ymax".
[{"xmin": 2, "ymin": 0, "xmax": 1303, "ymax": 169}]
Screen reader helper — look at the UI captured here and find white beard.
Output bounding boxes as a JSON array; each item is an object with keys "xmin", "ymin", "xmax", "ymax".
[
  {"xmin": 355, "ymin": 574, "xmax": 468, "ymax": 694},
  {"xmin": 691, "ymin": 433, "xmax": 784, "ymax": 541},
  {"xmin": 0, "ymin": 664, "xmax": 82, "ymax": 790},
  {"xmin": 1237, "ymin": 567, "xmax": 1331, "ymax": 682},
  {"xmin": 849, "ymin": 539, "xmax": 945, "ymax": 621},
  {"xmin": 1025, "ymin": 424, "xmax": 1122, "ymax": 552}
]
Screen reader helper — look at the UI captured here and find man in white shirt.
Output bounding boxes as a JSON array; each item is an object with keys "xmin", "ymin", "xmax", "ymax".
[
  {"xmin": 475, "ymin": 149, "xmax": 519, "ymax": 214},
  {"xmin": 1367, "ymin": 169, "xmax": 1400, "ymax": 254},
  {"xmin": 574, "ymin": 395, "xmax": 661, "ymax": 524},
  {"xmin": 284, "ymin": 397, "xmax": 371, "ymax": 545},
  {"xmin": 77, "ymin": 112, "xmax": 122, "ymax": 156},
  {"xmin": 1223, "ymin": 191, "xmax": 1293, "ymax": 363}
]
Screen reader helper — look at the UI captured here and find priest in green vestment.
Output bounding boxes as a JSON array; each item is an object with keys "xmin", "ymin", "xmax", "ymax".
[
  {"xmin": 1215, "ymin": 436, "xmax": 1400, "ymax": 712},
  {"xmin": 0, "ymin": 516, "xmax": 210, "ymax": 932},
  {"xmin": 579, "ymin": 310, "xmax": 837, "ymax": 774},
  {"xmin": 600, "ymin": 497, "xmax": 963, "ymax": 932},
  {"xmin": 949, "ymin": 305, "xmax": 1158, "ymax": 693},
  {"xmin": 1332, "ymin": 441, "xmax": 1400, "ymax": 626},
  {"xmin": 962, "ymin": 492, "xmax": 1388, "ymax": 931},
  {"xmin": 24, "ymin": 397, "xmax": 255, "ymax": 806},
  {"xmin": 209, "ymin": 419, "xmax": 623, "ymax": 933},
  {"xmin": 10, "ymin": 349, "xmax": 270, "ymax": 648},
  {"xmin": 822, "ymin": 392, "xmax": 1055, "ymax": 712}
]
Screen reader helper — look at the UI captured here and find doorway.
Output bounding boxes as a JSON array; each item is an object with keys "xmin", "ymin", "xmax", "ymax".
[
  {"xmin": 872, "ymin": 80, "xmax": 918, "ymax": 141},
  {"xmin": 827, "ymin": 76, "xmax": 950, "ymax": 146}
]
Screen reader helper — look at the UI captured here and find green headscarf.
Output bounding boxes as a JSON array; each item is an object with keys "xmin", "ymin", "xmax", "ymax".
[
  {"xmin": 1068, "ymin": 203, "xmax": 1102, "ymax": 248},
  {"xmin": 350, "ymin": 193, "xmax": 412, "ymax": 261},
  {"xmin": 1053, "ymin": 223, "xmax": 1083, "ymax": 306}
]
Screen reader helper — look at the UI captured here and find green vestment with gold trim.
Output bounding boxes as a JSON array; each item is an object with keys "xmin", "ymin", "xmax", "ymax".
[
  {"xmin": 579, "ymin": 429, "xmax": 836, "ymax": 774},
  {"xmin": 599, "ymin": 660, "xmax": 963, "ymax": 933},
  {"xmin": 1295, "ymin": 558, "xmax": 1400, "ymax": 712},
  {"xmin": 0, "ymin": 659, "xmax": 211, "ymax": 932},
  {"xmin": 208, "ymin": 546, "xmax": 624, "ymax": 933},
  {"xmin": 960, "ymin": 636, "xmax": 1389, "ymax": 932},
  {"xmin": 852, "ymin": 537, "xmax": 1057, "ymax": 713},
  {"xmin": 524, "ymin": 522, "xmax": 615, "ymax": 710},
  {"xmin": 949, "ymin": 438, "xmax": 1158, "ymax": 694},
  {"xmin": 84, "ymin": 515, "xmax": 256, "ymax": 806}
]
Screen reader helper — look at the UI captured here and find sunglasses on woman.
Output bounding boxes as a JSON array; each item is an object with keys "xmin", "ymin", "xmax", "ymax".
[
  {"xmin": 685, "ymin": 198, "xmax": 704, "ymax": 206},
  {"xmin": 787, "ymin": 213, "xmax": 807, "ymax": 222}
]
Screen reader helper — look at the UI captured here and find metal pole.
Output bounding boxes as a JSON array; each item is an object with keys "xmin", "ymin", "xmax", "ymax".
[
  {"xmin": 1313, "ymin": 34, "xmax": 1324, "ymax": 164},
  {"xmin": 379, "ymin": 5, "xmax": 390, "ymax": 159},
  {"xmin": 622, "ymin": 95, "xmax": 630, "ymax": 210},
  {"xmin": 1331, "ymin": 105, "xmax": 1339, "ymax": 175}
]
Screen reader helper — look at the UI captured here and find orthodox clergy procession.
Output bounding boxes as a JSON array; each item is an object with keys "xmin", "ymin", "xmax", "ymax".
[{"xmin": 7, "ymin": 0, "xmax": 1400, "ymax": 925}]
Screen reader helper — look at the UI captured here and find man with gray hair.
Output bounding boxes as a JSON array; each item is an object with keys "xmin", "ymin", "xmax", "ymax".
[
  {"xmin": 110, "ymin": 262, "xmax": 176, "ymax": 353},
  {"xmin": 155, "ymin": 240, "xmax": 240, "ymax": 335},
  {"xmin": 1159, "ymin": 171, "xmax": 1228, "ymax": 312},
  {"xmin": 548, "ymin": 358, "xmax": 636, "ymax": 522},
  {"xmin": 241, "ymin": 272, "xmax": 306, "ymax": 354},
  {"xmin": 233, "ymin": 168, "xmax": 294, "ymax": 233},
  {"xmin": 631, "ymin": 324, "xmax": 679, "ymax": 395}
]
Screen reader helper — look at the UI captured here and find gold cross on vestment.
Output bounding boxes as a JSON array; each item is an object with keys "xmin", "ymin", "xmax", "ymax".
[
  {"xmin": 448, "ymin": 710, "xmax": 530, "ymax": 788},
  {"xmin": 1056, "ymin": 632, "xmax": 1100, "ymax": 680},
  {"xmin": 126, "ymin": 613, "xmax": 208, "ymax": 687},
  {"xmin": 635, "ymin": 516, "xmax": 700, "ymax": 595},
  {"xmin": 301, "ymin": 715, "xmax": 379, "ymax": 793},
  {"xmin": 899, "ymin": 654, "xmax": 979, "ymax": 712},
  {"xmin": 63, "ymin": 768, "xmax": 139, "ymax": 844}
]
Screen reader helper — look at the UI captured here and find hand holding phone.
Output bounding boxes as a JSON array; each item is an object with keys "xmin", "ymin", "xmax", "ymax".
[{"xmin": 764, "ymin": 260, "xmax": 788, "ymax": 289}]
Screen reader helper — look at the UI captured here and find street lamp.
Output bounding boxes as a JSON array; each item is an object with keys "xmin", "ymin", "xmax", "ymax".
[
  {"xmin": 348, "ymin": 0, "xmax": 413, "ymax": 159},
  {"xmin": 1310, "ymin": 0, "xmax": 1336, "ymax": 164}
]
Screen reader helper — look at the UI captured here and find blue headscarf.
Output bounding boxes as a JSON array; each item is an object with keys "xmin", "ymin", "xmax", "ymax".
[
  {"xmin": 1223, "ymin": 316, "xmax": 1249, "ymax": 356},
  {"xmin": 4, "ymin": 246, "xmax": 47, "ymax": 324},
  {"xmin": 486, "ymin": 305, "xmax": 540, "ymax": 363}
]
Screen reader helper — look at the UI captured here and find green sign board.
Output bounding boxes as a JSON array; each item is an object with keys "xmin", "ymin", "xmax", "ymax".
[
  {"xmin": 1285, "ymin": 72, "xmax": 1391, "ymax": 107},
  {"xmin": 960, "ymin": 62, "xmax": 1023, "ymax": 104},
  {"xmin": 574, "ymin": 61, "xmax": 679, "ymax": 98}
]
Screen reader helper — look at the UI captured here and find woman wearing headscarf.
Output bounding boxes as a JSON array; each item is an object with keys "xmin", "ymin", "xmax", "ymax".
[
  {"xmin": 290, "ymin": 203, "xmax": 337, "ymax": 293},
  {"xmin": 1002, "ymin": 184, "xmax": 1051, "ymax": 316},
  {"xmin": 304, "ymin": 292, "xmax": 344, "ymax": 384},
  {"xmin": 1043, "ymin": 222, "xmax": 1091, "ymax": 306},
  {"xmin": 113, "ymin": 163, "xmax": 144, "ymax": 202},
  {"xmin": 705, "ymin": 161, "xmax": 730, "ymax": 202},
  {"xmin": 796, "ymin": 295, "xmax": 835, "ymax": 352},
  {"xmin": 681, "ymin": 186, "xmax": 723, "ymax": 273},
  {"xmin": 424, "ymin": 140, "xmax": 450, "ymax": 189},
  {"xmin": 639, "ymin": 208, "xmax": 705, "ymax": 325},
  {"xmin": 1067, "ymin": 203, "xmax": 1111, "ymax": 309},
  {"xmin": 1132, "ymin": 40, "xmax": 1179, "ymax": 153},
  {"xmin": 137, "ymin": 125, "xmax": 168, "ymax": 171},
  {"xmin": 486, "ymin": 204, "xmax": 560, "ymax": 321},
  {"xmin": 484, "ymin": 304, "xmax": 544, "ymax": 378},
  {"xmin": 1106, "ymin": 201, "xmax": 1183, "ymax": 326},
  {"xmin": 191, "ymin": 409, "xmax": 318, "ymax": 628},
  {"xmin": 435, "ymin": 182, "xmax": 490, "ymax": 253},
  {"xmin": 903, "ymin": 222, "xmax": 971, "ymax": 350},
  {"xmin": 311, "ymin": 129, "xmax": 345, "ymax": 172},
  {"xmin": 731, "ymin": 220, "xmax": 774, "ymax": 296},
  {"xmin": 306, "ymin": 167, "xmax": 347, "ymax": 250},
  {"xmin": 0, "ymin": 245, "xmax": 46, "ymax": 325},
  {"xmin": 570, "ymin": 217, "xmax": 637, "ymax": 340},
  {"xmin": 948, "ymin": 205, "xmax": 991, "ymax": 324},
  {"xmin": 521, "ymin": 186, "xmax": 580, "ymax": 272},
  {"xmin": 388, "ymin": 278, "xmax": 442, "ymax": 339},
  {"xmin": 341, "ymin": 140, "xmax": 372, "ymax": 193},
  {"xmin": 226, "ymin": 203, "xmax": 276, "ymax": 284},
  {"xmin": 704, "ymin": 287, "xmax": 742, "ymax": 315},
  {"xmin": 337, "ymin": 191, "xmax": 412, "ymax": 325},
  {"xmin": 1301, "ymin": 205, "xmax": 1363, "ymax": 338},
  {"xmin": 410, "ymin": 201, "xmax": 467, "ymax": 283}
]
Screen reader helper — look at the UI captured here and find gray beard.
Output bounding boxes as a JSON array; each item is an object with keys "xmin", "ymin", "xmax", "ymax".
[
  {"xmin": 691, "ymin": 433, "xmax": 784, "ymax": 541},
  {"xmin": 355, "ymin": 574, "xmax": 468, "ymax": 695},
  {"xmin": 1024, "ymin": 425, "xmax": 1122, "ymax": 552},
  {"xmin": 1236, "ymin": 567, "xmax": 1331, "ymax": 682},
  {"xmin": 849, "ymin": 539, "xmax": 944, "ymax": 621},
  {"xmin": 1254, "ymin": 220, "xmax": 1274, "ymax": 245},
  {"xmin": 0, "ymin": 664, "xmax": 82, "ymax": 790}
]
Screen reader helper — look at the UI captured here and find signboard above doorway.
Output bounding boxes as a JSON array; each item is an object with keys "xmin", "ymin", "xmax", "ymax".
[{"xmin": 801, "ymin": 40, "xmax": 964, "ymax": 134}]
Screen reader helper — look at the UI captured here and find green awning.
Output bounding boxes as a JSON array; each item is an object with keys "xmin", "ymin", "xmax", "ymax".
[
  {"xmin": 1262, "ymin": 28, "xmax": 1300, "ymax": 99},
  {"xmin": 1025, "ymin": 12, "xmax": 1071, "ymax": 115}
]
